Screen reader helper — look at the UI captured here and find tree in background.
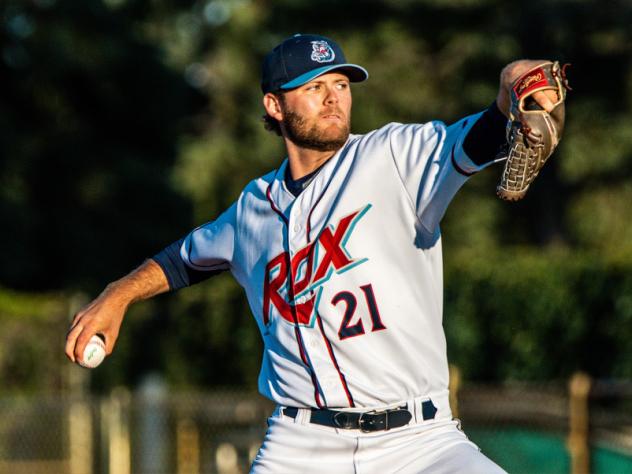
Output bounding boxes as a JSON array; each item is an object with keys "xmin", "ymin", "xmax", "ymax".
[{"xmin": 1, "ymin": 0, "xmax": 631, "ymax": 392}]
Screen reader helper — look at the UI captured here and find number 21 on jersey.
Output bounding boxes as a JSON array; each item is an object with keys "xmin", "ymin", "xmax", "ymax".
[{"xmin": 331, "ymin": 284, "xmax": 386, "ymax": 340}]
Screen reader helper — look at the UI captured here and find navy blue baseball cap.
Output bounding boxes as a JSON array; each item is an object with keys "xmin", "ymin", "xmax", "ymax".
[{"xmin": 261, "ymin": 34, "xmax": 369, "ymax": 94}]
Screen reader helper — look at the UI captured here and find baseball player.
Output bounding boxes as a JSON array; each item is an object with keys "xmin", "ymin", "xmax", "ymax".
[{"xmin": 65, "ymin": 34, "xmax": 559, "ymax": 473}]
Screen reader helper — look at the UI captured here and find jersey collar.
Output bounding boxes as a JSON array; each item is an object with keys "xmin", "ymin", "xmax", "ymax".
[{"xmin": 266, "ymin": 138, "xmax": 353, "ymax": 220}]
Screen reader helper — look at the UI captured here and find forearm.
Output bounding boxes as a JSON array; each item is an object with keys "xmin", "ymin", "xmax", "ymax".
[
  {"xmin": 101, "ymin": 258, "xmax": 170, "ymax": 309},
  {"xmin": 65, "ymin": 259, "xmax": 169, "ymax": 363}
]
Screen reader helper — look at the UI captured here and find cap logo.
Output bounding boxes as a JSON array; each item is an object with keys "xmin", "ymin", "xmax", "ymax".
[{"xmin": 310, "ymin": 40, "xmax": 335, "ymax": 63}]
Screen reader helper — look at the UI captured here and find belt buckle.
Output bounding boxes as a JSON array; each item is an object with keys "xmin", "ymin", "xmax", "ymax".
[
  {"xmin": 332, "ymin": 411, "xmax": 355, "ymax": 430},
  {"xmin": 358, "ymin": 410, "xmax": 385, "ymax": 432}
]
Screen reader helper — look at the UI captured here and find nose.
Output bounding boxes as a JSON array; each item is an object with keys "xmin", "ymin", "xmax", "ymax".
[{"xmin": 324, "ymin": 85, "xmax": 339, "ymax": 105}]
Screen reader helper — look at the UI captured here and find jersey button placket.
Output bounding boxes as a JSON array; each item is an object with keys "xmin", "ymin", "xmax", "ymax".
[{"xmin": 288, "ymin": 210, "xmax": 305, "ymax": 246}]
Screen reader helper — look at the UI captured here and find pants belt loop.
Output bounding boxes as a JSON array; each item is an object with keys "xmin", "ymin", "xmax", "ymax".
[
  {"xmin": 407, "ymin": 396, "xmax": 440, "ymax": 423},
  {"xmin": 281, "ymin": 406, "xmax": 299, "ymax": 424},
  {"xmin": 298, "ymin": 407, "xmax": 311, "ymax": 425},
  {"xmin": 409, "ymin": 397, "xmax": 423, "ymax": 423},
  {"xmin": 416, "ymin": 398, "xmax": 424, "ymax": 423},
  {"xmin": 407, "ymin": 398, "xmax": 418, "ymax": 423}
]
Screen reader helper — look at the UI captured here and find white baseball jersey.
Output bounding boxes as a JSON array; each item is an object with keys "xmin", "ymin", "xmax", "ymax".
[{"xmin": 180, "ymin": 112, "xmax": 494, "ymax": 409}]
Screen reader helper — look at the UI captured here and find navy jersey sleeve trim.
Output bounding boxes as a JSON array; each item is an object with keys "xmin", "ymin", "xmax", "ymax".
[
  {"xmin": 152, "ymin": 238, "xmax": 222, "ymax": 291},
  {"xmin": 450, "ymin": 144, "xmax": 476, "ymax": 177},
  {"xmin": 462, "ymin": 101, "xmax": 508, "ymax": 166}
]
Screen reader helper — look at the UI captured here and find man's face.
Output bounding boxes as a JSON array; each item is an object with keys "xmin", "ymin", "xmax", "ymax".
[{"xmin": 278, "ymin": 72, "xmax": 352, "ymax": 152}]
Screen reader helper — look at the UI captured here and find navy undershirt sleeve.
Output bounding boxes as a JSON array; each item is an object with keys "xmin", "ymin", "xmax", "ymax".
[
  {"xmin": 462, "ymin": 101, "xmax": 508, "ymax": 166},
  {"xmin": 152, "ymin": 238, "xmax": 222, "ymax": 291}
]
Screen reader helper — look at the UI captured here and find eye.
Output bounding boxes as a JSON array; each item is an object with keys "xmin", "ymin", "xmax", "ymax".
[{"xmin": 336, "ymin": 82, "xmax": 350, "ymax": 90}]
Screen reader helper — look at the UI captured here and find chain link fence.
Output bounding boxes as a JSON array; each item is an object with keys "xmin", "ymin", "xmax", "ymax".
[
  {"xmin": 0, "ymin": 385, "xmax": 273, "ymax": 474},
  {"xmin": 454, "ymin": 375, "xmax": 632, "ymax": 474},
  {"xmin": 2, "ymin": 374, "xmax": 632, "ymax": 474}
]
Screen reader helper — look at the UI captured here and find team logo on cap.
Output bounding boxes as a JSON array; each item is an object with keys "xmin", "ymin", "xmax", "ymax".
[{"xmin": 310, "ymin": 40, "xmax": 335, "ymax": 63}]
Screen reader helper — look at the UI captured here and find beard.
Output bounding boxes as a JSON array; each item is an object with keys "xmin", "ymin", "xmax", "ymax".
[{"xmin": 281, "ymin": 108, "xmax": 350, "ymax": 152}]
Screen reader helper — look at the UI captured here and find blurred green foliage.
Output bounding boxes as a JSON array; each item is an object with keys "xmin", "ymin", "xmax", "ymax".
[
  {"xmin": 0, "ymin": 289, "xmax": 67, "ymax": 392},
  {"xmin": 1, "ymin": 0, "xmax": 631, "ymax": 392},
  {"xmin": 444, "ymin": 249, "xmax": 632, "ymax": 380}
]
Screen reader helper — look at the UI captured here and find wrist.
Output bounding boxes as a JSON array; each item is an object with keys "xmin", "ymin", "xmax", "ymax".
[
  {"xmin": 102, "ymin": 280, "xmax": 136, "ymax": 309},
  {"xmin": 107, "ymin": 259, "xmax": 169, "ymax": 305},
  {"xmin": 496, "ymin": 92, "xmax": 510, "ymax": 118}
]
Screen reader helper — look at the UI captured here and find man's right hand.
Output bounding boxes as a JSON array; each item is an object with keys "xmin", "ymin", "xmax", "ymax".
[
  {"xmin": 65, "ymin": 288, "xmax": 128, "ymax": 363},
  {"xmin": 64, "ymin": 259, "xmax": 169, "ymax": 365}
]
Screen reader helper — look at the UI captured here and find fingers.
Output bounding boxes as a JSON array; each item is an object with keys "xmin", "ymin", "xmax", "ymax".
[
  {"xmin": 65, "ymin": 297, "xmax": 123, "ymax": 364},
  {"xmin": 65, "ymin": 320, "xmax": 84, "ymax": 363},
  {"xmin": 99, "ymin": 331, "xmax": 116, "ymax": 355},
  {"xmin": 66, "ymin": 324, "xmax": 108, "ymax": 364},
  {"xmin": 65, "ymin": 300, "xmax": 102, "ymax": 363},
  {"xmin": 504, "ymin": 60, "xmax": 560, "ymax": 113},
  {"xmin": 65, "ymin": 317, "xmax": 97, "ymax": 364},
  {"xmin": 66, "ymin": 301, "xmax": 95, "ymax": 363},
  {"xmin": 531, "ymin": 90, "xmax": 559, "ymax": 113},
  {"xmin": 73, "ymin": 328, "xmax": 96, "ymax": 364},
  {"xmin": 65, "ymin": 324, "xmax": 83, "ymax": 362},
  {"xmin": 498, "ymin": 59, "xmax": 552, "ymax": 118}
]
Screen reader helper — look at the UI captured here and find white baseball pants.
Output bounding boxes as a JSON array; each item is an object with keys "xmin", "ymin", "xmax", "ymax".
[{"xmin": 251, "ymin": 399, "xmax": 506, "ymax": 473}]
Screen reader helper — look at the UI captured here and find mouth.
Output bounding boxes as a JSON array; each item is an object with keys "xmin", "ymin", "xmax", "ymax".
[{"xmin": 321, "ymin": 113, "xmax": 343, "ymax": 121}]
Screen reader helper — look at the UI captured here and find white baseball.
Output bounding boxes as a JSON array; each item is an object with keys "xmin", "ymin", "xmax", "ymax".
[{"xmin": 79, "ymin": 335, "xmax": 106, "ymax": 369}]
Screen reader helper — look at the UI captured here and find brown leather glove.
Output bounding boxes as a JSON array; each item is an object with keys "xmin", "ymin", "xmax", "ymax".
[{"xmin": 497, "ymin": 61, "xmax": 571, "ymax": 201}]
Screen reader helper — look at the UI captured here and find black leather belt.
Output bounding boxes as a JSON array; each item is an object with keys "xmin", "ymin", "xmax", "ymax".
[{"xmin": 282, "ymin": 400, "xmax": 437, "ymax": 432}]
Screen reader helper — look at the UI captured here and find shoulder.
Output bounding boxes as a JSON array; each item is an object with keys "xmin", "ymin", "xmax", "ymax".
[
  {"xmin": 240, "ymin": 169, "xmax": 277, "ymax": 200},
  {"xmin": 352, "ymin": 121, "xmax": 446, "ymax": 145},
  {"xmin": 349, "ymin": 122, "xmax": 448, "ymax": 160},
  {"xmin": 339, "ymin": 123, "xmax": 448, "ymax": 168}
]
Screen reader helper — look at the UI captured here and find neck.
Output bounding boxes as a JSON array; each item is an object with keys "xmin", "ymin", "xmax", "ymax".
[{"xmin": 284, "ymin": 139, "xmax": 341, "ymax": 180}]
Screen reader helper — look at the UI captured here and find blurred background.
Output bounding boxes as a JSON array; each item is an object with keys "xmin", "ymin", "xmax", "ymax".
[{"xmin": 1, "ymin": 0, "xmax": 632, "ymax": 472}]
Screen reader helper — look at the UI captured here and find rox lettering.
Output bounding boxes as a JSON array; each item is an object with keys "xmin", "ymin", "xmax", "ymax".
[{"xmin": 263, "ymin": 205, "xmax": 371, "ymax": 327}]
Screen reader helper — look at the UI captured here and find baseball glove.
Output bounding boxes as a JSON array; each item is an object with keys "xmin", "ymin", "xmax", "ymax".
[{"xmin": 497, "ymin": 61, "xmax": 571, "ymax": 201}]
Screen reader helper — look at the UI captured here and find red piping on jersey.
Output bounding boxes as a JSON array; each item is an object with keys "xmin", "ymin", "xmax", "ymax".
[
  {"xmin": 266, "ymin": 183, "xmax": 324, "ymax": 408},
  {"xmin": 305, "ymin": 171, "xmax": 357, "ymax": 408},
  {"xmin": 268, "ymin": 154, "xmax": 355, "ymax": 408},
  {"xmin": 306, "ymin": 184, "xmax": 328, "ymax": 239},
  {"xmin": 316, "ymin": 311, "xmax": 355, "ymax": 407},
  {"xmin": 265, "ymin": 184, "xmax": 289, "ymax": 225}
]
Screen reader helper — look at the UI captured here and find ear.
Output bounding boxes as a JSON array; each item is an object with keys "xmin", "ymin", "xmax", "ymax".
[{"xmin": 263, "ymin": 93, "xmax": 284, "ymax": 121}]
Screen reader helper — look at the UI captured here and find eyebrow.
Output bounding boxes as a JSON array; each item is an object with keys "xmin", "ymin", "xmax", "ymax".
[{"xmin": 306, "ymin": 78, "xmax": 350, "ymax": 85}]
